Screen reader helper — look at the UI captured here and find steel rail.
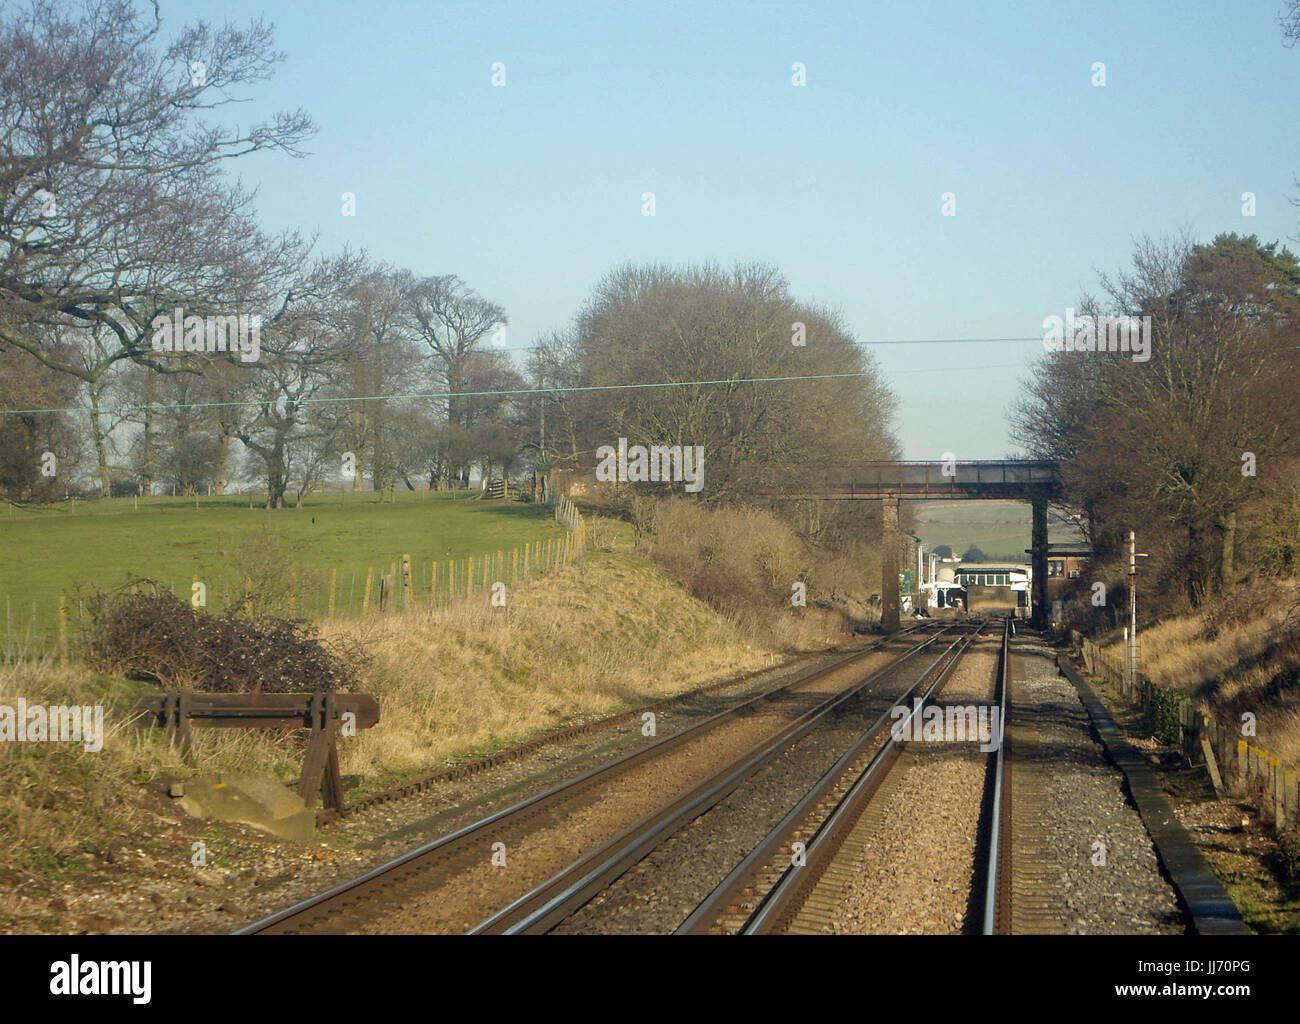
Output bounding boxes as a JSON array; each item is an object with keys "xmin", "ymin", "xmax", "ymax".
[
  {"xmin": 733, "ymin": 622, "xmax": 985, "ymax": 934},
  {"xmin": 315, "ymin": 637, "xmax": 908, "ymax": 825},
  {"xmin": 672, "ymin": 622, "xmax": 982, "ymax": 934},
  {"xmin": 466, "ymin": 625, "xmax": 973, "ymax": 934},
  {"xmin": 237, "ymin": 622, "xmax": 939, "ymax": 935},
  {"xmin": 980, "ymin": 617, "xmax": 1011, "ymax": 934}
]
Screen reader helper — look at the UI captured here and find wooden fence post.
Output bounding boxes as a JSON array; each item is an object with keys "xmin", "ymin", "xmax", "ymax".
[
  {"xmin": 1271, "ymin": 755, "xmax": 1283, "ymax": 829},
  {"xmin": 58, "ymin": 595, "xmax": 68, "ymax": 665}
]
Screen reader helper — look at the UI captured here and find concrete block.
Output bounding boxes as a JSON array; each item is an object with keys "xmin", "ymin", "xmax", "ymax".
[{"xmin": 175, "ymin": 771, "xmax": 315, "ymax": 842}]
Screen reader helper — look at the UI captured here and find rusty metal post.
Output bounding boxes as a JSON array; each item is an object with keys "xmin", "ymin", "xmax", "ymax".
[
  {"xmin": 299, "ymin": 691, "xmax": 341, "ymax": 810},
  {"xmin": 881, "ymin": 497, "xmax": 901, "ymax": 632},
  {"xmin": 1030, "ymin": 499, "xmax": 1048, "ymax": 628}
]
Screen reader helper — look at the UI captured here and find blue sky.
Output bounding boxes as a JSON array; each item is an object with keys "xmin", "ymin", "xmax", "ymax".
[{"xmin": 165, "ymin": 0, "xmax": 1300, "ymax": 458}]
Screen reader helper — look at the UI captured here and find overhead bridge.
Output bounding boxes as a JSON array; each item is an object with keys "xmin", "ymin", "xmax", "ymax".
[{"xmin": 763, "ymin": 461, "xmax": 1063, "ymax": 631}]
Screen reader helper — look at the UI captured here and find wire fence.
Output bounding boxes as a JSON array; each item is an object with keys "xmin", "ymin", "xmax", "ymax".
[
  {"xmin": 3, "ymin": 498, "xmax": 589, "ymax": 664},
  {"xmin": 1073, "ymin": 630, "xmax": 1298, "ymax": 834}
]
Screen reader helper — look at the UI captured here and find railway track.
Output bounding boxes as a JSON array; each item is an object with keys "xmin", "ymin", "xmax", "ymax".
[
  {"xmin": 239, "ymin": 621, "xmax": 965, "ymax": 934},
  {"xmin": 315, "ymin": 635, "xmax": 917, "ymax": 826},
  {"xmin": 676, "ymin": 618, "xmax": 1005, "ymax": 934},
  {"xmin": 243, "ymin": 617, "xmax": 1227, "ymax": 936}
]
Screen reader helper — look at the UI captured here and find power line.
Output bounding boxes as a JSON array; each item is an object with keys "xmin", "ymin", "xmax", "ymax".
[
  {"xmin": 0, "ymin": 369, "xmax": 913, "ymax": 417},
  {"xmin": 489, "ymin": 336, "xmax": 1044, "ymax": 353},
  {"xmin": 0, "ymin": 338, "xmax": 1043, "ymax": 417}
]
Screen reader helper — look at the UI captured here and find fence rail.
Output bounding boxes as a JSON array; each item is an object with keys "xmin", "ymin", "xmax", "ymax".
[
  {"xmin": 1072, "ymin": 630, "xmax": 1298, "ymax": 834},
  {"xmin": 4, "ymin": 498, "xmax": 590, "ymax": 663}
]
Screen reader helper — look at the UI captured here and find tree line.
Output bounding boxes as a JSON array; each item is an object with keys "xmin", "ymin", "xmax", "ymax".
[
  {"xmin": 1014, "ymin": 232, "xmax": 1300, "ymax": 613},
  {"xmin": 0, "ymin": 1, "xmax": 898, "ymax": 520}
]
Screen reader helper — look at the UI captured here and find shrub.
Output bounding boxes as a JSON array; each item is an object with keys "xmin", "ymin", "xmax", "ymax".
[
  {"xmin": 85, "ymin": 588, "xmax": 360, "ymax": 693},
  {"xmin": 1279, "ymin": 829, "xmax": 1300, "ymax": 887},
  {"xmin": 583, "ymin": 516, "xmax": 623, "ymax": 552}
]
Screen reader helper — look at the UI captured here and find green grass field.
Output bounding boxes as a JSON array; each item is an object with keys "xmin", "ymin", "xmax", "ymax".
[
  {"xmin": 0, "ymin": 490, "xmax": 566, "ymax": 649},
  {"xmin": 911, "ymin": 500, "xmax": 1084, "ymax": 562}
]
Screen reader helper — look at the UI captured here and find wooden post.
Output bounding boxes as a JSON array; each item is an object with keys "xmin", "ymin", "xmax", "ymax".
[
  {"xmin": 299, "ymin": 692, "xmax": 344, "ymax": 812},
  {"xmin": 58, "ymin": 595, "xmax": 68, "ymax": 665},
  {"xmin": 362, "ymin": 567, "xmax": 374, "ymax": 613},
  {"xmin": 1271, "ymin": 756, "xmax": 1283, "ymax": 829},
  {"xmin": 401, "ymin": 554, "xmax": 413, "ymax": 608},
  {"xmin": 161, "ymin": 692, "xmax": 195, "ymax": 761},
  {"xmin": 1199, "ymin": 715, "xmax": 1224, "ymax": 796}
]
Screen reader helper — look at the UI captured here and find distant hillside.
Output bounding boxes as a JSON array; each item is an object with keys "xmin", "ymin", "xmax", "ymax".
[{"xmin": 911, "ymin": 500, "xmax": 1084, "ymax": 562}]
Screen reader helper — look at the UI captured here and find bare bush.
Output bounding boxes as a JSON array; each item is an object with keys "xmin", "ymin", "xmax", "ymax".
[{"xmin": 85, "ymin": 588, "xmax": 359, "ymax": 693}]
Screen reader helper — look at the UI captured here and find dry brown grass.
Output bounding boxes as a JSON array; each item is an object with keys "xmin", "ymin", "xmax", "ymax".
[
  {"xmin": 643, "ymin": 499, "xmax": 878, "ymax": 647},
  {"xmin": 0, "ymin": 523, "xmax": 835, "ymax": 876},
  {"xmin": 0, "ymin": 659, "xmax": 167, "ymax": 875},
  {"xmin": 1106, "ymin": 579, "xmax": 1300, "ymax": 765},
  {"xmin": 322, "ymin": 547, "xmax": 774, "ymax": 776},
  {"xmin": 0, "ymin": 656, "xmax": 317, "ymax": 876}
]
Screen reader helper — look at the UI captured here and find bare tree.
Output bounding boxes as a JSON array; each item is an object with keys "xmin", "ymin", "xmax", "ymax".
[
  {"xmin": 0, "ymin": 0, "xmax": 315, "ymax": 383},
  {"xmin": 403, "ymin": 275, "xmax": 506, "ymax": 484},
  {"xmin": 1014, "ymin": 233, "xmax": 1300, "ymax": 607},
  {"xmin": 325, "ymin": 267, "xmax": 422, "ymax": 494},
  {"xmin": 1281, "ymin": 1, "xmax": 1300, "ymax": 45},
  {"xmin": 559, "ymin": 262, "xmax": 898, "ymax": 501},
  {"xmin": 235, "ymin": 253, "xmax": 364, "ymax": 508}
]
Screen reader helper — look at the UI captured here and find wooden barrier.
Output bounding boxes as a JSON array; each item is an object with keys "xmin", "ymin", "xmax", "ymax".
[{"xmin": 133, "ymin": 691, "xmax": 379, "ymax": 812}]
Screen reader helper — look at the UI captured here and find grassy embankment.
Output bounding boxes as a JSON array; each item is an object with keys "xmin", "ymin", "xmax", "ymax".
[
  {"xmin": 1, "ymin": 497, "xmax": 869, "ymax": 878},
  {"xmin": 1103, "ymin": 580, "xmax": 1300, "ymax": 767}
]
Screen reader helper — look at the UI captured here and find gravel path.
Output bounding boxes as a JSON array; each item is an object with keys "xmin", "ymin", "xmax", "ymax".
[{"xmin": 1006, "ymin": 636, "xmax": 1183, "ymax": 934}]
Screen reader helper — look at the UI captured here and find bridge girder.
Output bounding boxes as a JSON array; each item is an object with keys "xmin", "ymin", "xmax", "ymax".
[{"xmin": 764, "ymin": 462, "xmax": 1064, "ymax": 633}]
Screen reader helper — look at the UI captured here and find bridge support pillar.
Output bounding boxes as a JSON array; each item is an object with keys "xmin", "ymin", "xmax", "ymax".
[
  {"xmin": 881, "ymin": 497, "xmax": 901, "ymax": 632},
  {"xmin": 1030, "ymin": 499, "xmax": 1049, "ymax": 629}
]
